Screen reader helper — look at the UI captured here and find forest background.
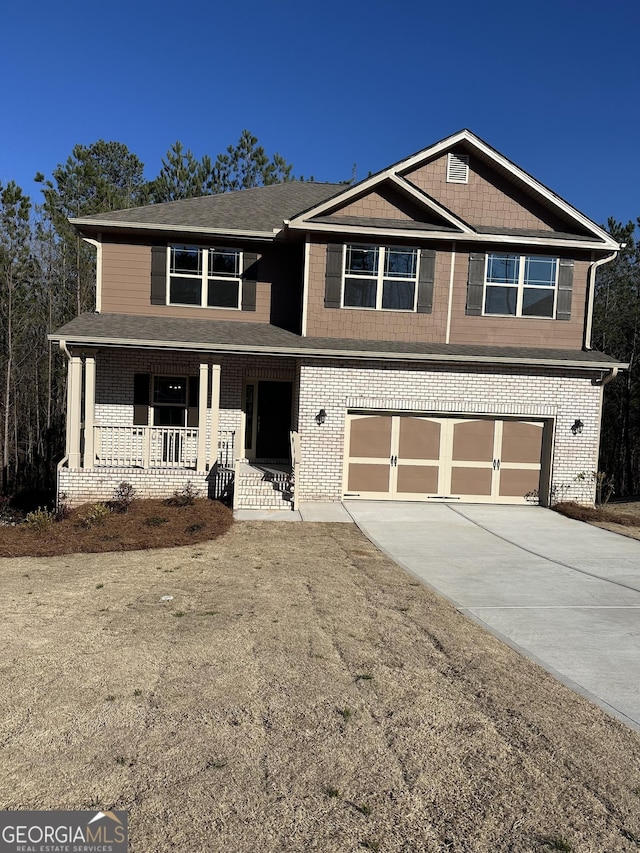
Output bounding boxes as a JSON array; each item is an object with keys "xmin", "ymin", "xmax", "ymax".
[{"xmin": 0, "ymin": 131, "xmax": 638, "ymax": 503}]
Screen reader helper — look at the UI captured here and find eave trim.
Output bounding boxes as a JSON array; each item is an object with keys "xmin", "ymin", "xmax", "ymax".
[{"xmin": 47, "ymin": 332, "xmax": 627, "ymax": 370}]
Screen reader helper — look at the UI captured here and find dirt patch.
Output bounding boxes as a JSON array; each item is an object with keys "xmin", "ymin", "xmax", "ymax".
[
  {"xmin": 0, "ymin": 498, "xmax": 233, "ymax": 557},
  {"xmin": 2, "ymin": 522, "xmax": 640, "ymax": 851},
  {"xmin": 554, "ymin": 500, "xmax": 640, "ymax": 541}
]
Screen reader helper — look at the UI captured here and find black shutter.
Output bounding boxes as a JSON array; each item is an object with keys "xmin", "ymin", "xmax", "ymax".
[
  {"xmin": 151, "ymin": 246, "xmax": 167, "ymax": 305},
  {"xmin": 416, "ymin": 248, "xmax": 436, "ymax": 314},
  {"xmin": 241, "ymin": 251, "xmax": 258, "ymax": 311},
  {"xmin": 324, "ymin": 244, "xmax": 343, "ymax": 308},
  {"xmin": 133, "ymin": 374, "xmax": 150, "ymax": 426},
  {"xmin": 556, "ymin": 258, "xmax": 574, "ymax": 321},
  {"xmin": 187, "ymin": 375, "xmax": 199, "ymax": 427},
  {"xmin": 466, "ymin": 252, "xmax": 486, "ymax": 315}
]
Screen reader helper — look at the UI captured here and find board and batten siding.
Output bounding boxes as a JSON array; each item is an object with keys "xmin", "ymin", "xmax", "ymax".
[{"xmin": 100, "ymin": 242, "xmax": 271, "ymax": 323}]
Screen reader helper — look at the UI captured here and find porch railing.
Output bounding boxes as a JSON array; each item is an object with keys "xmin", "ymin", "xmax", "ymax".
[
  {"xmin": 94, "ymin": 426, "xmax": 199, "ymax": 469},
  {"xmin": 217, "ymin": 430, "xmax": 236, "ymax": 468}
]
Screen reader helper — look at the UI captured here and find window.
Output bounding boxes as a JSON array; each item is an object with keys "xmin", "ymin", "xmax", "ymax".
[
  {"xmin": 343, "ymin": 245, "xmax": 419, "ymax": 311},
  {"xmin": 153, "ymin": 376, "xmax": 188, "ymax": 426},
  {"xmin": 169, "ymin": 246, "xmax": 242, "ymax": 309},
  {"xmin": 484, "ymin": 253, "xmax": 558, "ymax": 318}
]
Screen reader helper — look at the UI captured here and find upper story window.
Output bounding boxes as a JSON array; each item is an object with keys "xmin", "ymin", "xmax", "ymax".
[
  {"xmin": 343, "ymin": 245, "xmax": 419, "ymax": 311},
  {"xmin": 484, "ymin": 253, "xmax": 558, "ymax": 318},
  {"xmin": 169, "ymin": 246, "xmax": 242, "ymax": 309}
]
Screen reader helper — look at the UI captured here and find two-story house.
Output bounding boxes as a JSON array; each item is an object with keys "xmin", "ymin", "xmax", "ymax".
[{"xmin": 50, "ymin": 130, "xmax": 625, "ymax": 509}]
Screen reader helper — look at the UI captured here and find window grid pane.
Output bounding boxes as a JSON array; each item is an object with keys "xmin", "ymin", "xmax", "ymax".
[
  {"xmin": 487, "ymin": 254, "xmax": 519, "ymax": 284},
  {"xmin": 209, "ymin": 249, "xmax": 240, "ymax": 277},
  {"xmin": 208, "ymin": 279, "xmax": 240, "ymax": 309},
  {"xmin": 384, "ymin": 248, "xmax": 417, "ymax": 278},
  {"xmin": 382, "ymin": 279, "xmax": 415, "ymax": 310},
  {"xmin": 346, "ymin": 246, "xmax": 378, "ymax": 276},
  {"xmin": 344, "ymin": 278, "xmax": 377, "ymax": 308},
  {"xmin": 171, "ymin": 247, "xmax": 201, "ymax": 275},
  {"xmin": 524, "ymin": 256, "xmax": 556, "ymax": 287}
]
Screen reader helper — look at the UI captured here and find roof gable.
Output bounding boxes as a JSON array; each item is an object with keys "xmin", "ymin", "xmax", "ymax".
[{"xmin": 288, "ymin": 130, "xmax": 618, "ymax": 250}]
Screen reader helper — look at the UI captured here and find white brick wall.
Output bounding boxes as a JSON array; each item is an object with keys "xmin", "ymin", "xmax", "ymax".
[
  {"xmin": 61, "ymin": 349, "xmax": 604, "ymax": 507},
  {"xmin": 296, "ymin": 359, "xmax": 603, "ymax": 505}
]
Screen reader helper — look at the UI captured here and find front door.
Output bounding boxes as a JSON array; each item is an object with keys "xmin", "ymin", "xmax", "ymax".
[{"xmin": 255, "ymin": 381, "xmax": 293, "ymax": 461}]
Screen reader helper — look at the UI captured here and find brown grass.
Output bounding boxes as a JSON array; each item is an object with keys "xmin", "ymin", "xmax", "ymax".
[
  {"xmin": 2, "ymin": 522, "xmax": 640, "ymax": 852},
  {"xmin": 0, "ymin": 498, "xmax": 233, "ymax": 557}
]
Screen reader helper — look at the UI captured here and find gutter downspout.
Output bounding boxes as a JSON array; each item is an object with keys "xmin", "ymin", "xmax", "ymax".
[
  {"xmin": 592, "ymin": 366, "xmax": 619, "ymax": 387},
  {"xmin": 82, "ymin": 236, "xmax": 102, "ymax": 312},
  {"xmin": 584, "ymin": 250, "xmax": 618, "ymax": 350}
]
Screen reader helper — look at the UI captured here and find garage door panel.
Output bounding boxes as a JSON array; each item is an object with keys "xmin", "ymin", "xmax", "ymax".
[
  {"xmin": 499, "ymin": 468, "xmax": 541, "ymax": 498},
  {"xmin": 349, "ymin": 416, "xmax": 392, "ymax": 458},
  {"xmin": 398, "ymin": 418, "xmax": 440, "ymax": 460},
  {"xmin": 450, "ymin": 466, "xmax": 493, "ymax": 496},
  {"xmin": 452, "ymin": 420, "xmax": 495, "ymax": 462},
  {"xmin": 348, "ymin": 463, "xmax": 391, "ymax": 494},
  {"xmin": 396, "ymin": 465, "xmax": 439, "ymax": 495},
  {"xmin": 501, "ymin": 422, "xmax": 543, "ymax": 464}
]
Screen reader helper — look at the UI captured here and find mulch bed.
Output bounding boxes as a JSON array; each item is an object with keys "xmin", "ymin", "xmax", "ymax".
[
  {"xmin": 554, "ymin": 501, "xmax": 640, "ymax": 527},
  {"xmin": 0, "ymin": 498, "xmax": 233, "ymax": 557}
]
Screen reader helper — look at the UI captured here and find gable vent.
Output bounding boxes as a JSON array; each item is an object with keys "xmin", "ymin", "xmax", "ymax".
[{"xmin": 447, "ymin": 152, "xmax": 469, "ymax": 184}]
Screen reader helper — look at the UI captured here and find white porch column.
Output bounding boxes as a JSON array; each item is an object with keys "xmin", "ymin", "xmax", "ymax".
[
  {"xmin": 196, "ymin": 363, "xmax": 209, "ymax": 472},
  {"xmin": 208, "ymin": 364, "xmax": 221, "ymax": 469},
  {"xmin": 83, "ymin": 350, "xmax": 97, "ymax": 469},
  {"xmin": 66, "ymin": 352, "xmax": 83, "ymax": 468}
]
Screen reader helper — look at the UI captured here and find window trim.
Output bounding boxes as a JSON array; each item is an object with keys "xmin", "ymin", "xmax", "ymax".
[
  {"xmin": 341, "ymin": 244, "xmax": 420, "ymax": 312},
  {"xmin": 167, "ymin": 245, "xmax": 243, "ymax": 310},
  {"xmin": 482, "ymin": 253, "xmax": 559, "ymax": 319}
]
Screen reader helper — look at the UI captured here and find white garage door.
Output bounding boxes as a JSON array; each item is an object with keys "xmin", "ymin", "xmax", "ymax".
[{"xmin": 344, "ymin": 414, "xmax": 546, "ymax": 505}]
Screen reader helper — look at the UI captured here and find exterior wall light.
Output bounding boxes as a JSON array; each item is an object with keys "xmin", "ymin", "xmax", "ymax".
[
  {"xmin": 315, "ymin": 408, "xmax": 327, "ymax": 425},
  {"xmin": 571, "ymin": 419, "xmax": 584, "ymax": 435}
]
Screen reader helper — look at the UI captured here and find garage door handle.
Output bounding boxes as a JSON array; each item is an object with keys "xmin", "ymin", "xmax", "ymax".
[
  {"xmin": 390, "ymin": 455, "xmax": 397, "ymax": 467},
  {"xmin": 493, "ymin": 459, "xmax": 501, "ymax": 470}
]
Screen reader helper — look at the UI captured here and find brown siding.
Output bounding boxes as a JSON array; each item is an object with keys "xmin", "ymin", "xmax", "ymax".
[
  {"xmin": 405, "ymin": 151, "xmax": 576, "ymax": 233},
  {"xmin": 101, "ymin": 241, "xmax": 271, "ymax": 323},
  {"xmin": 448, "ymin": 253, "xmax": 589, "ymax": 348},
  {"xmin": 330, "ymin": 190, "xmax": 414, "ymax": 220},
  {"xmin": 305, "ymin": 240, "xmax": 448, "ymax": 342}
]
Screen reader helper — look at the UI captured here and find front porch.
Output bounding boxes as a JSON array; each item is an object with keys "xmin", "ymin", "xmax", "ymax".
[{"xmin": 57, "ymin": 345, "xmax": 299, "ymax": 509}]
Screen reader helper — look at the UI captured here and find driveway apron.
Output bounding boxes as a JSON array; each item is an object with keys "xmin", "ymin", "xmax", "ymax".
[{"xmin": 345, "ymin": 501, "xmax": 640, "ymax": 731}]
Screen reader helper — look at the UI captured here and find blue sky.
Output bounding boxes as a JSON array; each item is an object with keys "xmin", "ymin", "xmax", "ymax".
[{"xmin": 2, "ymin": 0, "xmax": 638, "ymax": 228}]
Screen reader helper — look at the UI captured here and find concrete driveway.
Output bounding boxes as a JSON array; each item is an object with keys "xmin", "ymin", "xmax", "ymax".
[{"xmin": 345, "ymin": 501, "xmax": 640, "ymax": 731}]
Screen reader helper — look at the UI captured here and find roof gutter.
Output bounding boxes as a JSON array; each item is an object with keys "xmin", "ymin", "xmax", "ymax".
[
  {"xmin": 47, "ymin": 332, "xmax": 627, "ymax": 371},
  {"xmin": 592, "ymin": 367, "xmax": 619, "ymax": 386},
  {"xmin": 69, "ymin": 218, "xmax": 278, "ymax": 241},
  {"xmin": 584, "ymin": 250, "xmax": 618, "ymax": 350}
]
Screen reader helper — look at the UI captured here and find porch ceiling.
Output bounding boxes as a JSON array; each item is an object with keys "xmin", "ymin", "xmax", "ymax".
[{"xmin": 49, "ymin": 312, "xmax": 627, "ymax": 370}]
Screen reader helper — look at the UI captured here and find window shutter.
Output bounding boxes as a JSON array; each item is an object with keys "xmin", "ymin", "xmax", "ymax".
[
  {"xmin": 466, "ymin": 252, "xmax": 485, "ymax": 315},
  {"xmin": 151, "ymin": 246, "xmax": 167, "ymax": 305},
  {"xmin": 187, "ymin": 375, "xmax": 199, "ymax": 427},
  {"xmin": 556, "ymin": 258, "xmax": 574, "ymax": 321},
  {"xmin": 417, "ymin": 248, "xmax": 436, "ymax": 314},
  {"xmin": 133, "ymin": 374, "xmax": 150, "ymax": 426},
  {"xmin": 324, "ymin": 244, "xmax": 343, "ymax": 308},
  {"xmin": 241, "ymin": 252, "xmax": 258, "ymax": 311}
]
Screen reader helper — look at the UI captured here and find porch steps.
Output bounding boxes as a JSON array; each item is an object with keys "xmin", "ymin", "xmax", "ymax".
[{"xmin": 234, "ymin": 463, "xmax": 294, "ymax": 510}]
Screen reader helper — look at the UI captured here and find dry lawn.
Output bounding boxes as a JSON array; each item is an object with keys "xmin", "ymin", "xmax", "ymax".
[{"xmin": 2, "ymin": 522, "xmax": 640, "ymax": 852}]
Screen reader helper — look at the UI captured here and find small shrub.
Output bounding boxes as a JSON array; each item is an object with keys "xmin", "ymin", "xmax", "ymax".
[
  {"xmin": 186, "ymin": 522, "xmax": 205, "ymax": 534},
  {"xmin": 110, "ymin": 481, "xmax": 137, "ymax": 513},
  {"xmin": 77, "ymin": 502, "xmax": 110, "ymax": 529},
  {"xmin": 144, "ymin": 516, "xmax": 168, "ymax": 527},
  {"xmin": 575, "ymin": 470, "xmax": 615, "ymax": 505},
  {"xmin": 168, "ymin": 480, "xmax": 201, "ymax": 507},
  {"xmin": 325, "ymin": 787, "xmax": 341, "ymax": 798},
  {"xmin": 338, "ymin": 707, "xmax": 352, "ymax": 720},
  {"xmin": 25, "ymin": 507, "xmax": 56, "ymax": 532},
  {"xmin": 55, "ymin": 492, "xmax": 72, "ymax": 521}
]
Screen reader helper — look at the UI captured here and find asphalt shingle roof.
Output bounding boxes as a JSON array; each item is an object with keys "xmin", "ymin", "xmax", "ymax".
[
  {"xmin": 50, "ymin": 313, "xmax": 625, "ymax": 369},
  {"xmin": 73, "ymin": 182, "xmax": 345, "ymax": 235}
]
